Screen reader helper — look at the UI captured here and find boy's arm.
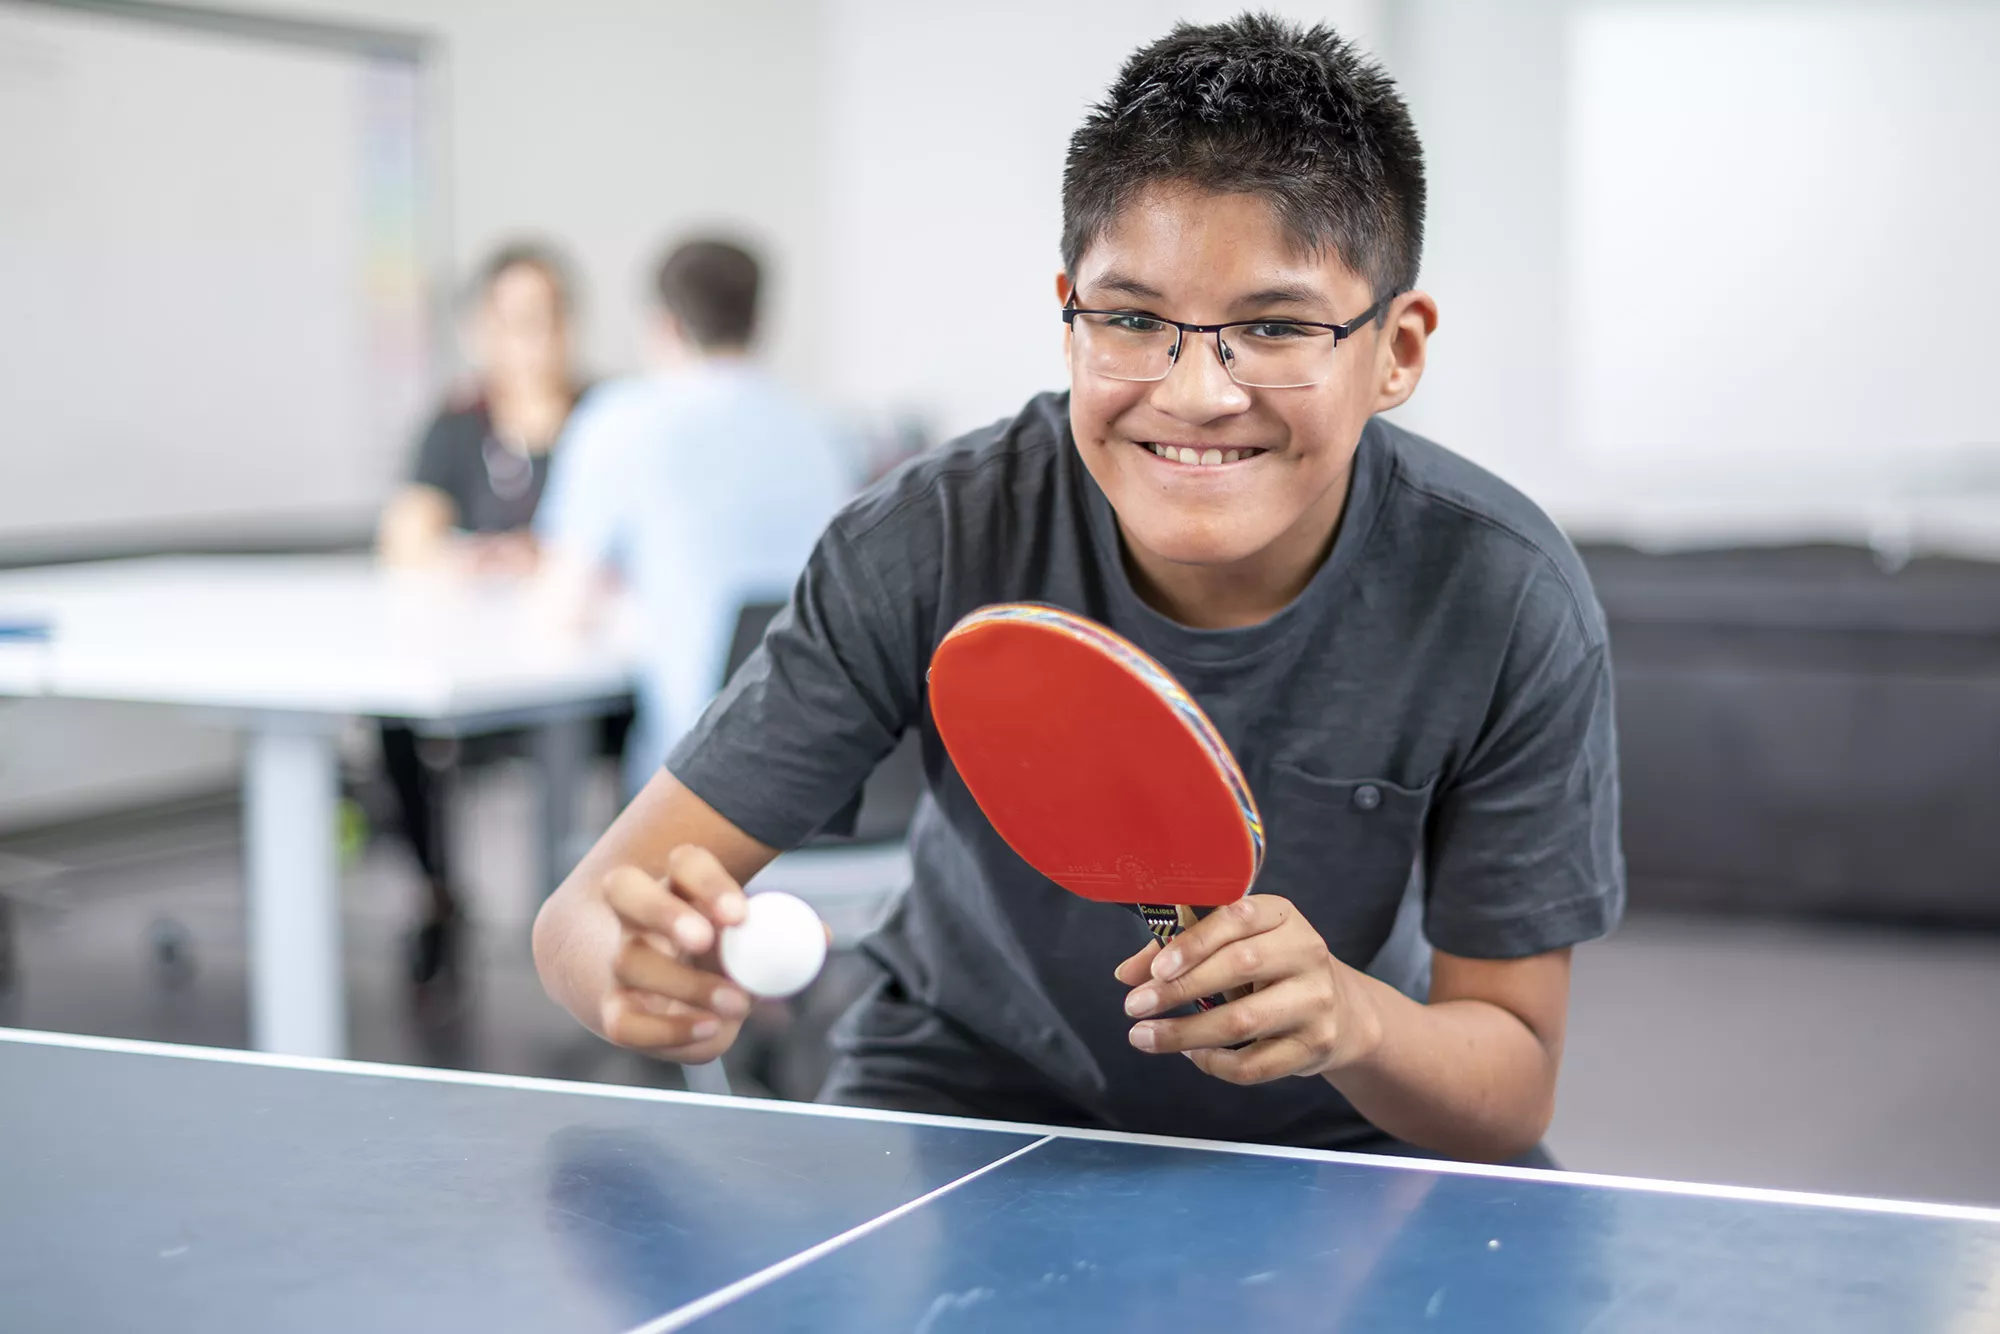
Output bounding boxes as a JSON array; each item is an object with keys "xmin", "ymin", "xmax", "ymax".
[
  {"xmin": 1334, "ymin": 947, "xmax": 1569, "ymax": 1159},
  {"xmin": 533, "ymin": 770, "xmax": 782, "ymax": 1065},
  {"xmin": 1123, "ymin": 629, "xmax": 1618, "ymax": 1162}
]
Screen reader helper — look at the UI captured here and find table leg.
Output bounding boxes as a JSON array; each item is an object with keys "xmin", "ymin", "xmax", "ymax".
[
  {"xmin": 533, "ymin": 715, "xmax": 591, "ymax": 904},
  {"xmin": 244, "ymin": 715, "xmax": 345, "ymax": 1058}
]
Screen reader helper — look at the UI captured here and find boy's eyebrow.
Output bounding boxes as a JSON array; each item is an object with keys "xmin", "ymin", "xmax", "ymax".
[
  {"xmin": 1232, "ymin": 283, "xmax": 1326, "ymax": 309},
  {"xmin": 1079, "ymin": 272, "xmax": 1330, "ymax": 311},
  {"xmin": 1081, "ymin": 271, "xmax": 1165, "ymax": 301}
]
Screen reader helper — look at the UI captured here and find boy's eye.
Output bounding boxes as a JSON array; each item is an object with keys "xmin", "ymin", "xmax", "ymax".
[
  {"xmin": 1236, "ymin": 321, "xmax": 1315, "ymax": 341},
  {"xmin": 1103, "ymin": 313, "xmax": 1169, "ymax": 335}
]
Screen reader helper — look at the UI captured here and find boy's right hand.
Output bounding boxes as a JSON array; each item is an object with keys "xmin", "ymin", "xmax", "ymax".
[{"xmin": 597, "ymin": 848, "xmax": 753, "ymax": 1065}]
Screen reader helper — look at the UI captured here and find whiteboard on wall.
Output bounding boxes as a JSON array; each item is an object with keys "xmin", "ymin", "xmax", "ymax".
[
  {"xmin": 1563, "ymin": 4, "xmax": 2000, "ymax": 491},
  {"xmin": 0, "ymin": 0, "xmax": 436, "ymax": 560}
]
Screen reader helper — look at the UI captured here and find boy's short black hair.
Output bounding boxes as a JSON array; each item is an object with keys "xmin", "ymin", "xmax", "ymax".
[
  {"xmin": 473, "ymin": 240, "xmax": 577, "ymax": 314},
  {"xmin": 653, "ymin": 238, "xmax": 761, "ymax": 349},
  {"xmin": 1062, "ymin": 12, "xmax": 1425, "ymax": 310}
]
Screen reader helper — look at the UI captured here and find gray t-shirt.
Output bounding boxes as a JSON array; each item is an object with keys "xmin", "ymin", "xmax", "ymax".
[{"xmin": 669, "ymin": 391, "xmax": 1623, "ymax": 1149}]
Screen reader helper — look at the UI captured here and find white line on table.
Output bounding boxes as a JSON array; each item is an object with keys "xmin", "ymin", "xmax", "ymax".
[
  {"xmin": 623, "ymin": 1135, "xmax": 1058, "ymax": 1333},
  {"xmin": 8, "ymin": 1027, "xmax": 2000, "ymax": 1225}
]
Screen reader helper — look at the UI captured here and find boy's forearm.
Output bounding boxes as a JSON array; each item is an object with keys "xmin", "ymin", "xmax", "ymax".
[{"xmin": 1327, "ymin": 972, "xmax": 1561, "ymax": 1163}]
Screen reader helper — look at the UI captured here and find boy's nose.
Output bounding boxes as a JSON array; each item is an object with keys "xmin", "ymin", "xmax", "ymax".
[{"xmin": 1146, "ymin": 332, "xmax": 1252, "ymax": 423}]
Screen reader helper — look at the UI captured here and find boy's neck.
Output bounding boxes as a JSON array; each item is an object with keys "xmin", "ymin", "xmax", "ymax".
[{"xmin": 1120, "ymin": 469, "xmax": 1351, "ymax": 630}]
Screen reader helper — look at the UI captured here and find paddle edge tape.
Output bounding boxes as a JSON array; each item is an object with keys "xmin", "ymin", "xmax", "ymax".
[{"xmin": 928, "ymin": 602, "xmax": 1266, "ymax": 881}]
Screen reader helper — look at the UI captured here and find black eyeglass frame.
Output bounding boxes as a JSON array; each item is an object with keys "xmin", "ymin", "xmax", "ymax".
[{"xmin": 1061, "ymin": 291, "xmax": 1398, "ymax": 387}]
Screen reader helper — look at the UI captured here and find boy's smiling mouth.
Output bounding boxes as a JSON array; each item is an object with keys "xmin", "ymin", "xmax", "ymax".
[{"xmin": 1138, "ymin": 441, "xmax": 1269, "ymax": 468}]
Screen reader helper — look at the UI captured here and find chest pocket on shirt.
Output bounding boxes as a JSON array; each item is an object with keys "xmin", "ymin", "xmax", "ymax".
[{"xmin": 1252, "ymin": 766, "xmax": 1437, "ymax": 966}]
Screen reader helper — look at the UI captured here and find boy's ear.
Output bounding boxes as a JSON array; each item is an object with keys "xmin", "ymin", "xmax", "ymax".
[
  {"xmin": 1054, "ymin": 271, "xmax": 1074, "ymax": 305},
  {"xmin": 1373, "ymin": 290, "xmax": 1439, "ymax": 414}
]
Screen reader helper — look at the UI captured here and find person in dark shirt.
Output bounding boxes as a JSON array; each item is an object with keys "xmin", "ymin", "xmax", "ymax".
[
  {"xmin": 376, "ymin": 242, "xmax": 591, "ymax": 984},
  {"xmin": 533, "ymin": 17, "xmax": 1623, "ymax": 1162},
  {"xmin": 379, "ymin": 242, "xmax": 585, "ymax": 570}
]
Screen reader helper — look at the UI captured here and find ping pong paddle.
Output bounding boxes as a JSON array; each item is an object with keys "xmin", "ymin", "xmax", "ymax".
[{"xmin": 927, "ymin": 603, "xmax": 1264, "ymax": 1009}]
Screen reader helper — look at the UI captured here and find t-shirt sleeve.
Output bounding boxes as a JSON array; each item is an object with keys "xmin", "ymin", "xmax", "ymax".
[
  {"xmin": 410, "ymin": 408, "xmax": 464, "ymax": 499},
  {"xmin": 665, "ymin": 513, "xmax": 926, "ymax": 851},
  {"xmin": 1422, "ymin": 625, "xmax": 1625, "ymax": 960}
]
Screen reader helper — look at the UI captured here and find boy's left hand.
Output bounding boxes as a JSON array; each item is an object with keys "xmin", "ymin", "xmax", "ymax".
[{"xmin": 1116, "ymin": 895, "xmax": 1384, "ymax": 1085}]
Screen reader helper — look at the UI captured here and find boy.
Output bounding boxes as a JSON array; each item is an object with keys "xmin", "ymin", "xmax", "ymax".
[{"xmin": 534, "ymin": 14, "xmax": 1622, "ymax": 1164}]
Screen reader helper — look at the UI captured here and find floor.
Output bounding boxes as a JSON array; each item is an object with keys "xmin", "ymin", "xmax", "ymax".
[{"xmin": 3, "ymin": 765, "xmax": 1998, "ymax": 1209}]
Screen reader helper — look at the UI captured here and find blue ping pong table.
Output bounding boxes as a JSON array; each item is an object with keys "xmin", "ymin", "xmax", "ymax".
[{"xmin": 4, "ymin": 1028, "xmax": 1997, "ymax": 1332}]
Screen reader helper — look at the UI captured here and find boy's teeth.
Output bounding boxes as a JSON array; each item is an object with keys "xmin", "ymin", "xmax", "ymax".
[{"xmin": 1147, "ymin": 443, "xmax": 1255, "ymax": 466}]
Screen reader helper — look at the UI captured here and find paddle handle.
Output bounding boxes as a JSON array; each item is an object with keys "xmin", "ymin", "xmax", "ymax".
[{"xmin": 1136, "ymin": 903, "xmax": 1249, "ymax": 1011}]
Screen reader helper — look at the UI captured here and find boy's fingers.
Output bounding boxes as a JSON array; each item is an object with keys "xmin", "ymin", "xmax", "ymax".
[
  {"xmin": 611, "ymin": 935, "xmax": 750, "ymax": 1018},
  {"xmin": 1148, "ymin": 897, "xmax": 1288, "ymax": 982},
  {"xmin": 664, "ymin": 845, "xmax": 749, "ymax": 927},
  {"xmin": 603, "ymin": 865, "xmax": 717, "ymax": 955},
  {"xmin": 1129, "ymin": 977, "xmax": 1316, "ymax": 1055},
  {"xmin": 599, "ymin": 990, "xmax": 734, "ymax": 1056},
  {"xmin": 1113, "ymin": 940, "xmax": 1161, "ymax": 986},
  {"xmin": 1131, "ymin": 936, "xmax": 1296, "ymax": 1015}
]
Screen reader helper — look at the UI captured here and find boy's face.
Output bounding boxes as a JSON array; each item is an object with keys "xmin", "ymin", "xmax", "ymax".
[{"xmin": 1062, "ymin": 186, "xmax": 1431, "ymax": 594}]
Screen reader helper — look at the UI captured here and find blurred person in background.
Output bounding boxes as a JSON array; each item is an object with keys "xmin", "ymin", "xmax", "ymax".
[
  {"xmin": 378, "ymin": 241, "xmax": 587, "ymax": 572},
  {"xmin": 375, "ymin": 242, "xmax": 594, "ymax": 985},
  {"xmin": 535, "ymin": 236, "xmax": 854, "ymax": 802}
]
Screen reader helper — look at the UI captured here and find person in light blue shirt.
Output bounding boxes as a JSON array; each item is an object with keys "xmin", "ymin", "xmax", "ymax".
[{"xmin": 537, "ymin": 238, "xmax": 855, "ymax": 797}]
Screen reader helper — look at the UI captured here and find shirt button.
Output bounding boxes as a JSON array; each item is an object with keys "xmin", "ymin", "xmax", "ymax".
[{"xmin": 1353, "ymin": 784, "xmax": 1382, "ymax": 812}]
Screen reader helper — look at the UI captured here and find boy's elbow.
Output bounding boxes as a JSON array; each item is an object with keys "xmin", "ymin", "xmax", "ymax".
[
  {"xmin": 1470, "ymin": 1091, "xmax": 1558, "ymax": 1166},
  {"xmin": 530, "ymin": 890, "xmax": 573, "ymax": 1004}
]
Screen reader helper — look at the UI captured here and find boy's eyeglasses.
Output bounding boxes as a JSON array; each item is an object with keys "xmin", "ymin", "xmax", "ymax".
[{"xmin": 1061, "ymin": 293, "xmax": 1394, "ymax": 389}]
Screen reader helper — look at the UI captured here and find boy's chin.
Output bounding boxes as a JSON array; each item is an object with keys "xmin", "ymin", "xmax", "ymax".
[{"xmin": 1119, "ymin": 514, "xmax": 1279, "ymax": 571}]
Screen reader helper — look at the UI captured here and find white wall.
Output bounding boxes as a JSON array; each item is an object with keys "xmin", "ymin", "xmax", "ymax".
[
  {"xmin": 222, "ymin": 0, "xmax": 828, "ymax": 394},
  {"xmin": 1387, "ymin": 0, "xmax": 2000, "ymax": 550},
  {"xmin": 1386, "ymin": 0, "xmax": 1570, "ymax": 488},
  {"xmin": 1565, "ymin": 4, "xmax": 2000, "ymax": 482}
]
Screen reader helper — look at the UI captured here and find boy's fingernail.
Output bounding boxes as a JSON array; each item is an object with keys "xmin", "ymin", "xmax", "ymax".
[
  {"xmin": 1129, "ymin": 1023, "xmax": 1157, "ymax": 1052},
  {"xmin": 711, "ymin": 988, "xmax": 749, "ymax": 1018},
  {"xmin": 1125, "ymin": 986, "xmax": 1159, "ymax": 1017},
  {"xmin": 673, "ymin": 917, "xmax": 710, "ymax": 951},
  {"xmin": 1154, "ymin": 949, "xmax": 1184, "ymax": 979},
  {"xmin": 690, "ymin": 1018, "xmax": 721, "ymax": 1041}
]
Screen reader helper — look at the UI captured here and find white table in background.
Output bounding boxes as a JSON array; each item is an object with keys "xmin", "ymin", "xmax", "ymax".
[{"xmin": 0, "ymin": 555, "xmax": 640, "ymax": 1059}]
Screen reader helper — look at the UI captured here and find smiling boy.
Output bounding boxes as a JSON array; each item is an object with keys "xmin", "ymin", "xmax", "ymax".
[{"xmin": 533, "ymin": 15, "xmax": 1622, "ymax": 1163}]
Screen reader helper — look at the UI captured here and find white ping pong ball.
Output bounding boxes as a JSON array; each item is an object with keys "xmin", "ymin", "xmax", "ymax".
[{"xmin": 719, "ymin": 892, "xmax": 827, "ymax": 999}]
